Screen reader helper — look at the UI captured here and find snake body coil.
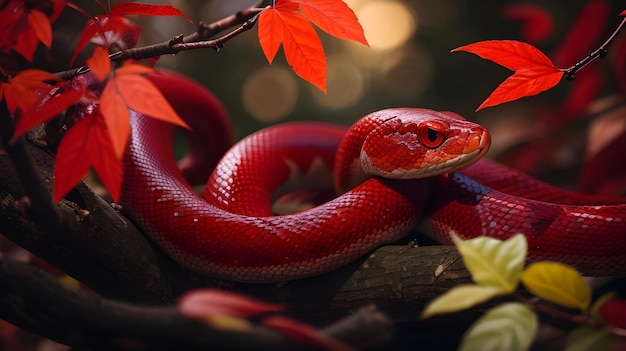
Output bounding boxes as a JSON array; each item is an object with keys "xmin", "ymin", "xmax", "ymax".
[{"xmin": 120, "ymin": 72, "xmax": 626, "ymax": 283}]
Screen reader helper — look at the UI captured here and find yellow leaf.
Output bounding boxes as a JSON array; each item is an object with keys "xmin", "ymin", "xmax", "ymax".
[
  {"xmin": 205, "ymin": 314, "xmax": 251, "ymax": 331},
  {"xmin": 421, "ymin": 284, "xmax": 506, "ymax": 319},
  {"xmin": 521, "ymin": 262, "xmax": 591, "ymax": 310},
  {"xmin": 451, "ymin": 232, "xmax": 526, "ymax": 292}
]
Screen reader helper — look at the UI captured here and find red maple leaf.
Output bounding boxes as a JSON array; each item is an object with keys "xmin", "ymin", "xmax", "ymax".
[
  {"xmin": 109, "ymin": 2, "xmax": 192, "ymax": 23},
  {"xmin": 12, "ymin": 79, "xmax": 85, "ymax": 141},
  {"xmin": 99, "ymin": 62, "xmax": 189, "ymax": 158},
  {"xmin": 259, "ymin": 1, "xmax": 327, "ymax": 92},
  {"xmin": 70, "ymin": 15, "xmax": 140, "ymax": 66},
  {"xmin": 1, "ymin": 69, "xmax": 60, "ymax": 114},
  {"xmin": 0, "ymin": 0, "xmax": 61, "ymax": 61},
  {"xmin": 452, "ymin": 40, "xmax": 564, "ymax": 111},
  {"xmin": 258, "ymin": 0, "xmax": 368, "ymax": 93},
  {"xmin": 0, "ymin": 0, "xmax": 25, "ymax": 53},
  {"xmin": 289, "ymin": 0, "xmax": 368, "ymax": 46},
  {"xmin": 86, "ymin": 45, "xmax": 112, "ymax": 81},
  {"xmin": 54, "ymin": 111, "xmax": 122, "ymax": 202},
  {"xmin": 69, "ymin": 1, "xmax": 191, "ymax": 66}
]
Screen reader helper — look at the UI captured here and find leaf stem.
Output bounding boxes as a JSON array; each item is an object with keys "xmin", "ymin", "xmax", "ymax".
[
  {"xmin": 564, "ymin": 16, "xmax": 626, "ymax": 80},
  {"xmin": 514, "ymin": 292, "xmax": 598, "ymax": 328}
]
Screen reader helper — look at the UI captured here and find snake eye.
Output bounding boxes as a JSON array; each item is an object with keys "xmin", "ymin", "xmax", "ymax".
[{"xmin": 417, "ymin": 121, "xmax": 447, "ymax": 148}]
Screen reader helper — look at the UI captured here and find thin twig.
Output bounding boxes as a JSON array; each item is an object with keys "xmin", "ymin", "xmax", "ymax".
[
  {"xmin": 123, "ymin": 10, "xmax": 263, "ymax": 59},
  {"xmin": 514, "ymin": 293, "xmax": 598, "ymax": 328},
  {"xmin": 187, "ymin": 5, "xmax": 267, "ymax": 42},
  {"xmin": 564, "ymin": 17, "xmax": 626, "ymax": 80},
  {"xmin": 56, "ymin": 5, "xmax": 265, "ymax": 81}
]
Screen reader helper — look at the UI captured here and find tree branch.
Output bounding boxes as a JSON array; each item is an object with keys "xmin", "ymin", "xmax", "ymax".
[
  {"xmin": 57, "ymin": 3, "xmax": 266, "ymax": 81},
  {"xmin": 0, "ymin": 254, "xmax": 393, "ymax": 350},
  {"xmin": 0, "ymin": 136, "xmax": 225, "ymax": 303},
  {"xmin": 0, "ymin": 102, "xmax": 61, "ymax": 230},
  {"xmin": 0, "ymin": 135, "xmax": 478, "ymax": 349}
]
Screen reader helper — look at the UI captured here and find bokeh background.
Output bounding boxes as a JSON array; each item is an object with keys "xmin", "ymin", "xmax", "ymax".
[
  {"xmin": 131, "ymin": 1, "xmax": 620, "ymax": 130},
  {"xmin": 49, "ymin": 0, "xmax": 625, "ymax": 192}
]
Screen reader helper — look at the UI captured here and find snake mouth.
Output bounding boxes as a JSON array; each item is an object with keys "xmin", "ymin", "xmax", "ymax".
[
  {"xmin": 411, "ymin": 148, "xmax": 482, "ymax": 177},
  {"xmin": 455, "ymin": 128, "xmax": 490, "ymax": 169}
]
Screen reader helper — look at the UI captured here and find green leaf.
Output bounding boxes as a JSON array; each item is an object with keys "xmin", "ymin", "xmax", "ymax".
[
  {"xmin": 564, "ymin": 325, "xmax": 611, "ymax": 351},
  {"xmin": 459, "ymin": 302, "xmax": 538, "ymax": 351},
  {"xmin": 520, "ymin": 262, "xmax": 591, "ymax": 310},
  {"xmin": 451, "ymin": 232, "xmax": 527, "ymax": 292},
  {"xmin": 421, "ymin": 284, "xmax": 505, "ymax": 318}
]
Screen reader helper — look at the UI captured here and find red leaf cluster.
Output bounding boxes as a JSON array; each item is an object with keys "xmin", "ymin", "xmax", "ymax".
[
  {"xmin": 69, "ymin": 1, "xmax": 191, "ymax": 67},
  {"xmin": 99, "ymin": 63, "xmax": 189, "ymax": 159},
  {"xmin": 52, "ymin": 63, "xmax": 187, "ymax": 202},
  {"xmin": 1, "ymin": 1, "xmax": 194, "ymax": 202},
  {"xmin": 1, "ymin": 69, "xmax": 64, "ymax": 114},
  {"xmin": 0, "ymin": 0, "xmax": 64, "ymax": 63},
  {"xmin": 258, "ymin": 0, "xmax": 368, "ymax": 93},
  {"xmin": 55, "ymin": 111, "xmax": 121, "ymax": 201},
  {"xmin": 452, "ymin": 40, "xmax": 564, "ymax": 111},
  {"xmin": 2, "ymin": 0, "xmax": 367, "ymax": 202}
]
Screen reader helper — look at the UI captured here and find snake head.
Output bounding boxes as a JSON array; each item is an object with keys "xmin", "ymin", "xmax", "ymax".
[{"xmin": 360, "ymin": 108, "xmax": 490, "ymax": 179}]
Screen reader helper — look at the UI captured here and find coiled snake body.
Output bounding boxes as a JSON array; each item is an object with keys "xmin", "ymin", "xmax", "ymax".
[{"xmin": 120, "ymin": 73, "xmax": 626, "ymax": 283}]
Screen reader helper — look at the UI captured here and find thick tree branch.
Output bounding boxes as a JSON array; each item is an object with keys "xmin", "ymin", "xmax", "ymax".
[
  {"xmin": 0, "ymin": 135, "xmax": 227, "ymax": 303},
  {"xmin": 0, "ymin": 142, "xmax": 472, "ymax": 309},
  {"xmin": 0, "ymin": 103, "xmax": 61, "ymax": 229},
  {"xmin": 0, "ymin": 254, "xmax": 393, "ymax": 350},
  {"xmin": 0, "ymin": 131, "xmax": 476, "ymax": 349}
]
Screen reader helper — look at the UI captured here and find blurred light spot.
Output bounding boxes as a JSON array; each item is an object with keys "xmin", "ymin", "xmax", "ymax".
[
  {"xmin": 378, "ymin": 45, "xmax": 434, "ymax": 98},
  {"xmin": 357, "ymin": 1, "xmax": 416, "ymax": 50},
  {"xmin": 343, "ymin": 42, "xmax": 387, "ymax": 70},
  {"xmin": 242, "ymin": 67, "xmax": 298, "ymax": 122},
  {"xmin": 311, "ymin": 56, "xmax": 366, "ymax": 110}
]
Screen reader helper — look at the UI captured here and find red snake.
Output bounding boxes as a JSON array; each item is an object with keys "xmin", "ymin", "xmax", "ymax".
[{"xmin": 119, "ymin": 72, "xmax": 626, "ymax": 283}]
